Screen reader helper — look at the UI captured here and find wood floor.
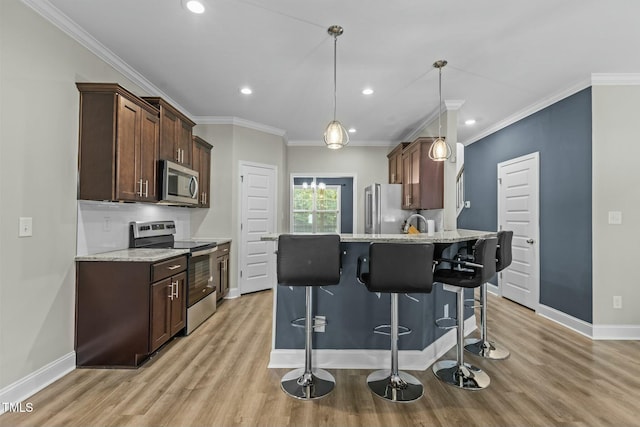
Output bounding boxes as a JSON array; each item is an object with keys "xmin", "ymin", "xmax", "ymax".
[{"xmin": 2, "ymin": 289, "xmax": 639, "ymax": 427}]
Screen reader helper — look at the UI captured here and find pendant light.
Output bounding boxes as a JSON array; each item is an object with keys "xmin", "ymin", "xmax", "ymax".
[
  {"xmin": 428, "ymin": 60, "xmax": 452, "ymax": 161},
  {"xmin": 324, "ymin": 25, "xmax": 349, "ymax": 150}
]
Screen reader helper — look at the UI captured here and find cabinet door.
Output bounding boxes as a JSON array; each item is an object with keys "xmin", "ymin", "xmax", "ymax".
[
  {"xmin": 388, "ymin": 155, "xmax": 397, "ymax": 184},
  {"xmin": 200, "ymin": 145, "xmax": 211, "ymax": 208},
  {"xmin": 139, "ymin": 110, "xmax": 159, "ymax": 201},
  {"xmin": 402, "ymin": 153, "xmax": 412, "ymax": 208},
  {"xmin": 179, "ymin": 121, "xmax": 192, "ymax": 167},
  {"xmin": 115, "ymin": 96, "xmax": 141, "ymax": 201},
  {"xmin": 220, "ymin": 255, "xmax": 229, "ymax": 297},
  {"xmin": 410, "ymin": 147, "xmax": 421, "ymax": 208},
  {"xmin": 150, "ymin": 277, "xmax": 171, "ymax": 352},
  {"xmin": 191, "ymin": 141, "xmax": 202, "ymax": 205},
  {"xmin": 395, "ymin": 154, "xmax": 403, "ymax": 184},
  {"xmin": 160, "ymin": 109, "xmax": 179, "ymax": 162},
  {"xmin": 169, "ymin": 272, "xmax": 186, "ymax": 336}
]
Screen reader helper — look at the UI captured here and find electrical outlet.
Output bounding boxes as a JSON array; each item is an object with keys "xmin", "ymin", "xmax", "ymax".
[
  {"xmin": 613, "ymin": 296, "xmax": 622, "ymax": 309},
  {"xmin": 19, "ymin": 217, "xmax": 33, "ymax": 237},
  {"xmin": 103, "ymin": 216, "xmax": 111, "ymax": 232},
  {"xmin": 314, "ymin": 315, "xmax": 326, "ymax": 333},
  {"xmin": 444, "ymin": 304, "xmax": 449, "ymax": 318},
  {"xmin": 464, "ymin": 201, "xmax": 471, "ymax": 208}
]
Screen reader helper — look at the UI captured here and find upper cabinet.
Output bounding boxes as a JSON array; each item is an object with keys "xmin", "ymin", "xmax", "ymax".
[
  {"xmin": 77, "ymin": 83, "xmax": 159, "ymax": 203},
  {"xmin": 387, "ymin": 142, "xmax": 409, "ymax": 184},
  {"xmin": 401, "ymin": 137, "xmax": 444, "ymax": 210},
  {"xmin": 142, "ymin": 97, "xmax": 195, "ymax": 168},
  {"xmin": 192, "ymin": 136, "xmax": 213, "ymax": 208}
]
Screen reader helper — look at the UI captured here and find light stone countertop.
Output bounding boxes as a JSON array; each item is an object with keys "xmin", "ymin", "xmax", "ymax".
[
  {"xmin": 75, "ymin": 248, "xmax": 190, "ymax": 262},
  {"xmin": 260, "ymin": 229, "xmax": 496, "ymax": 244}
]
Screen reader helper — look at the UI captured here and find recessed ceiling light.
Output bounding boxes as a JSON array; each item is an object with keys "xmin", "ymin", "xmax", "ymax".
[
  {"xmin": 465, "ymin": 119, "xmax": 476, "ymax": 125},
  {"xmin": 348, "ymin": 128, "xmax": 356, "ymax": 133},
  {"xmin": 362, "ymin": 88, "xmax": 374, "ymax": 95},
  {"xmin": 240, "ymin": 87, "xmax": 252, "ymax": 95},
  {"xmin": 184, "ymin": 0, "xmax": 205, "ymax": 14}
]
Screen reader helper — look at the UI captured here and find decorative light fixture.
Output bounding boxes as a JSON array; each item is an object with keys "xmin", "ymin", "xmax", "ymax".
[
  {"xmin": 184, "ymin": 0, "xmax": 205, "ymax": 14},
  {"xmin": 428, "ymin": 60, "xmax": 452, "ymax": 161},
  {"xmin": 240, "ymin": 87, "xmax": 253, "ymax": 95},
  {"xmin": 324, "ymin": 25, "xmax": 349, "ymax": 150}
]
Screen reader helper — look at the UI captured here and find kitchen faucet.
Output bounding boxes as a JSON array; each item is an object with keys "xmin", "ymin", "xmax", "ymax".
[{"xmin": 403, "ymin": 213, "xmax": 428, "ymax": 233}]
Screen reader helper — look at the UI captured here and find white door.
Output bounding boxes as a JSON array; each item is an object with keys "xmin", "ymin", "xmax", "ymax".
[
  {"xmin": 497, "ymin": 152, "xmax": 539, "ymax": 310},
  {"xmin": 239, "ymin": 162, "xmax": 277, "ymax": 294}
]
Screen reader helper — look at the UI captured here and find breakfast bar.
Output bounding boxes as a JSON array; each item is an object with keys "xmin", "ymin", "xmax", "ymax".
[{"xmin": 262, "ymin": 229, "xmax": 495, "ymax": 370}]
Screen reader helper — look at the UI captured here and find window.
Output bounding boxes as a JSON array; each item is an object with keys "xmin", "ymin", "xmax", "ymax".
[{"xmin": 291, "ymin": 180, "xmax": 341, "ymax": 233}]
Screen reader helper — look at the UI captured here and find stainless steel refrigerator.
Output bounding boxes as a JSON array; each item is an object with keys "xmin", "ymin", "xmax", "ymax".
[{"xmin": 364, "ymin": 183, "xmax": 410, "ymax": 234}]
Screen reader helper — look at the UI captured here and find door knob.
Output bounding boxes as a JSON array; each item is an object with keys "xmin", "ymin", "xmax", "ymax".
[{"xmin": 526, "ymin": 238, "xmax": 535, "ymax": 244}]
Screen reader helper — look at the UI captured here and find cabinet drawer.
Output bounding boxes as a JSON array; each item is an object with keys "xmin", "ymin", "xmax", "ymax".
[
  {"xmin": 152, "ymin": 256, "xmax": 187, "ymax": 282},
  {"xmin": 217, "ymin": 243, "xmax": 230, "ymax": 256}
]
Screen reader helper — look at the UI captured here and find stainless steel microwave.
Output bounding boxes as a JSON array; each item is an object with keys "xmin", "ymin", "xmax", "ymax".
[{"xmin": 160, "ymin": 160, "xmax": 199, "ymax": 206}]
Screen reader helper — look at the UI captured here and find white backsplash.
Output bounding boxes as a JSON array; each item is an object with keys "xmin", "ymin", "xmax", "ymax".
[
  {"xmin": 417, "ymin": 209, "xmax": 444, "ymax": 232},
  {"xmin": 77, "ymin": 201, "xmax": 191, "ymax": 256}
]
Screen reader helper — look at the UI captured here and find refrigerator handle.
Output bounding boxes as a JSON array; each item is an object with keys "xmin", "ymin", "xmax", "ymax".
[{"xmin": 365, "ymin": 192, "xmax": 372, "ymax": 230}]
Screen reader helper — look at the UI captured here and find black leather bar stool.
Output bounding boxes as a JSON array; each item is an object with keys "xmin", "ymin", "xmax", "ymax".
[
  {"xmin": 277, "ymin": 234, "xmax": 341, "ymax": 400},
  {"xmin": 465, "ymin": 230, "xmax": 513, "ymax": 359},
  {"xmin": 432, "ymin": 237, "xmax": 497, "ymax": 390},
  {"xmin": 357, "ymin": 242, "xmax": 435, "ymax": 403}
]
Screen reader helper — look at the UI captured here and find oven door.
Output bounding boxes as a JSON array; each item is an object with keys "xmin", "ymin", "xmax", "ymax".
[{"xmin": 188, "ymin": 249, "xmax": 216, "ymax": 307}]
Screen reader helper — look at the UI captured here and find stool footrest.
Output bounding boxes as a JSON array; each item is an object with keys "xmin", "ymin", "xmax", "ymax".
[
  {"xmin": 435, "ymin": 316, "xmax": 457, "ymax": 330},
  {"xmin": 290, "ymin": 317, "xmax": 328, "ymax": 329},
  {"xmin": 373, "ymin": 324, "xmax": 411, "ymax": 336},
  {"xmin": 464, "ymin": 297, "xmax": 482, "ymax": 309}
]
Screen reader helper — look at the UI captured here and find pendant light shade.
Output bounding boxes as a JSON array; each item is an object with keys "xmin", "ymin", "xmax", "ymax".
[
  {"xmin": 428, "ymin": 60, "xmax": 452, "ymax": 161},
  {"xmin": 324, "ymin": 25, "xmax": 349, "ymax": 150}
]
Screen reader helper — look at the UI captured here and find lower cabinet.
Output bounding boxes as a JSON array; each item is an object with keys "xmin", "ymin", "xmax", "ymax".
[
  {"xmin": 76, "ymin": 255, "xmax": 187, "ymax": 367},
  {"xmin": 216, "ymin": 243, "xmax": 230, "ymax": 301}
]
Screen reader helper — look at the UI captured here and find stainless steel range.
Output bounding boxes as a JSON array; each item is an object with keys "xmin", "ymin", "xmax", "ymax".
[{"xmin": 130, "ymin": 220, "xmax": 217, "ymax": 334}]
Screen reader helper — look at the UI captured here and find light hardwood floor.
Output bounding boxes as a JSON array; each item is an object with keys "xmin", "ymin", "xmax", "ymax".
[{"xmin": 2, "ymin": 289, "xmax": 639, "ymax": 427}]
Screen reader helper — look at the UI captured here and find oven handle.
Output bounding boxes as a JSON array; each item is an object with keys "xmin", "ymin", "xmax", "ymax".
[{"xmin": 191, "ymin": 246, "xmax": 218, "ymax": 257}]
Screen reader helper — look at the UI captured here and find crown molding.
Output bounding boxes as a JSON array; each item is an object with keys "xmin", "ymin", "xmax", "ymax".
[
  {"xmin": 20, "ymin": 0, "xmax": 192, "ymax": 118},
  {"xmin": 192, "ymin": 116, "xmax": 287, "ymax": 137},
  {"xmin": 287, "ymin": 139, "xmax": 394, "ymax": 148},
  {"xmin": 591, "ymin": 73, "xmax": 640, "ymax": 85},
  {"xmin": 444, "ymin": 99, "xmax": 465, "ymax": 110},
  {"xmin": 463, "ymin": 77, "xmax": 592, "ymax": 145}
]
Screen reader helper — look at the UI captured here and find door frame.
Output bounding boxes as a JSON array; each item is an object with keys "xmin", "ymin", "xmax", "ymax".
[
  {"xmin": 238, "ymin": 161, "xmax": 278, "ymax": 296},
  {"xmin": 496, "ymin": 152, "xmax": 540, "ymax": 311},
  {"xmin": 289, "ymin": 173, "xmax": 358, "ymax": 233}
]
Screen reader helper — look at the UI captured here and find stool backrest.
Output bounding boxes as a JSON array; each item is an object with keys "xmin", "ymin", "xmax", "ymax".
[
  {"xmin": 277, "ymin": 234, "xmax": 341, "ymax": 286},
  {"xmin": 474, "ymin": 237, "xmax": 498, "ymax": 283},
  {"xmin": 366, "ymin": 243, "xmax": 435, "ymax": 293},
  {"xmin": 496, "ymin": 230, "xmax": 513, "ymax": 272}
]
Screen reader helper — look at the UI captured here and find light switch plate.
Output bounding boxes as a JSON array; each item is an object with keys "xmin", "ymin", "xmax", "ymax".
[
  {"xmin": 608, "ymin": 211, "xmax": 622, "ymax": 225},
  {"xmin": 19, "ymin": 217, "xmax": 33, "ymax": 237}
]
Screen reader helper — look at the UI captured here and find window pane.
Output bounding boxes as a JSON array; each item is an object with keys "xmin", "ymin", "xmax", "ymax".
[
  {"xmin": 293, "ymin": 187, "xmax": 314, "ymax": 210},
  {"xmin": 292, "ymin": 212, "xmax": 313, "ymax": 233},
  {"xmin": 315, "ymin": 212, "xmax": 338, "ymax": 233},
  {"xmin": 316, "ymin": 188, "xmax": 338, "ymax": 211}
]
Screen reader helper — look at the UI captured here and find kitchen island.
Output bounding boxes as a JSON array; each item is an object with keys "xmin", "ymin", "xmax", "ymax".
[{"xmin": 261, "ymin": 230, "xmax": 495, "ymax": 370}]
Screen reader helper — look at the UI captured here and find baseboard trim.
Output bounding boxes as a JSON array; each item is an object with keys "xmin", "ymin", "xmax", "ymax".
[
  {"xmin": 537, "ymin": 304, "xmax": 593, "ymax": 338},
  {"xmin": 268, "ymin": 317, "xmax": 476, "ymax": 371},
  {"xmin": 225, "ymin": 288, "xmax": 241, "ymax": 299},
  {"xmin": 0, "ymin": 352, "xmax": 75, "ymax": 414},
  {"xmin": 592, "ymin": 324, "xmax": 640, "ymax": 340}
]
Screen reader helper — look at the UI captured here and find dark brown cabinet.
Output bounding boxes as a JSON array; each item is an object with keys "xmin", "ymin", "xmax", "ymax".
[
  {"xmin": 216, "ymin": 243, "xmax": 230, "ymax": 301},
  {"xmin": 387, "ymin": 142, "xmax": 409, "ymax": 184},
  {"xmin": 76, "ymin": 255, "xmax": 187, "ymax": 367},
  {"xmin": 142, "ymin": 97, "xmax": 195, "ymax": 168},
  {"xmin": 401, "ymin": 137, "xmax": 444, "ymax": 210},
  {"xmin": 192, "ymin": 136, "xmax": 213, "ymax": 208},
  {"xmin": 77, "ymin": 83, "xmax": 159, "ymax": 202}
]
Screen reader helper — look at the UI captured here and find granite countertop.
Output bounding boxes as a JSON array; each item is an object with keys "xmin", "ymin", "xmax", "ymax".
[
  {"xmin": 261, "ymin": 229, "xmax": 496, "ymax": 244},
  {"xmin": 75, "ymin": 248, "xmax": 190, "ymax": 262}
]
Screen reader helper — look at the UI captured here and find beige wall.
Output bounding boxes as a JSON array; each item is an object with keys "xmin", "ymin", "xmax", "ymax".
[
  {"xmin": 0, "ymin": 0, "xmax": 153, "ymax": 389},
  {"xmin": 287, "ymin": 145, "xmax": 390, "ymax": 233},
  {"xmin": 592, "ymin": 85, "xmax": 640, "ymax": 326}
]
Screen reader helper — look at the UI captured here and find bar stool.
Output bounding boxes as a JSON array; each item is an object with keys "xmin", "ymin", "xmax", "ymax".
[
  {"xmin": 464, "ymin": 230, "xmax": 513, "ymax": 359},
  {"xmin": 432, "ymin": 237, "xmax": 497, "ymax": 390},
  {"xmin": 357, "ymin": 242, "xmax": 435, "ymax": 403},
  {"xmin": 276, "ymin": 234, "xmax": 341, "ymax": 400}
]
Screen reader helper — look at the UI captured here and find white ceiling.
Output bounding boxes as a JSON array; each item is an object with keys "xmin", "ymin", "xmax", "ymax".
[{"xmin": 26, "ymin": 0, "xmax": 640, "ymax": 146}]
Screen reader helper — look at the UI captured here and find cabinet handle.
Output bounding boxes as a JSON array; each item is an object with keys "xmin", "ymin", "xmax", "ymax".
[
  {"xmin": 176, "ymin": 148, "xmax": 181, "ymax": 162},
  {"xmin": 174, "ymin": 281, "xmax": 179, "ymax": 299},
  {"xmin": 204, "ymin": 193, "xmax": 207, "ymax": 205},
  {"xmin": 167, "ymin": 264, "xmax": 182, "ymax": 270},
  {"xmin": 168, "ymin": 282, "xmax": 174, "ymax": 300},
  {"xmin": 180, "ymin": 149, "xmax": 184, "ymax": 164},
  {"xmin": 144, "ymin": 180, "xmax": 149, "ymax": 198},
  {"xmin": 138, "ymin": 179, "xmax": 143, "ymax": 197}
]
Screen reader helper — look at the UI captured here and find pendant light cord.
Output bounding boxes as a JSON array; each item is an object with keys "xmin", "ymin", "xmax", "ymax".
[
  {"xmin": 333, "ymin": 34, "xmax": 337, "ymax": 121},
  {"xmin": 438, "ymin": 66, "xmax": 442, "ymax": 139}
]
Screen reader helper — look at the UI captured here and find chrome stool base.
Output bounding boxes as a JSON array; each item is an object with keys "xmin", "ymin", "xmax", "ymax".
[
  {"xmin": 464, "ymin": 337, "xmax": 510, "ymax": 360},
  {"xmin": 367, "ymin": 370, "xmax": 423, "ymax": 403},
  {"xmin": 281, "ymin": 367, "xmax": 335, "ymax": 400},
  {"xmin": 432, "ymin": 360, "xmax": 490, "ymax": 390}
]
